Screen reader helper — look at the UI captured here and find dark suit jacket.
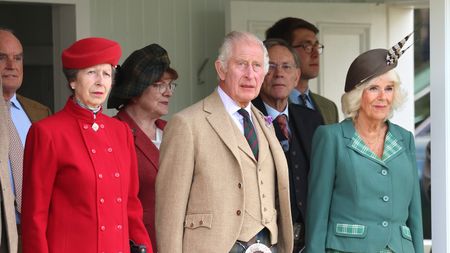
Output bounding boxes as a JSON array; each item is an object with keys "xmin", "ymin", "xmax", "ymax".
[
  {"xmin": 115, "ymin": 110, "xmax": 166, "ymax": 253},
  {"xmin": 252, "ymin": 96, "xmax": 323, "ymax": 223},
  {"xmin": 310, "ymin": 92, "xmax": 338, "ymax": 125},
  {"xmin": 17, "ymin": 94, "xmax": 52, "ymax": 122}
]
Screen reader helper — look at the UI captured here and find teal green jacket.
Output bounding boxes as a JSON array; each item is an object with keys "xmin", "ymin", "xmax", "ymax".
[{"xmin": 305, "ymin": 119, "xmax": 424, "ymax": 253}]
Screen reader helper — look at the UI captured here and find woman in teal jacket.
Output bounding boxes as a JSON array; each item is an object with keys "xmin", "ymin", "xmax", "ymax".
[{"xmin": 305, "ymin": 34, "xmax": 424, "ymax": 253}]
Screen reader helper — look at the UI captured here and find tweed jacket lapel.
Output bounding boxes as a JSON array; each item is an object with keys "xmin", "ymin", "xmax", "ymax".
[{"xmin": 204, "ymin": 91, "xmax": 245, "ymax": 166}]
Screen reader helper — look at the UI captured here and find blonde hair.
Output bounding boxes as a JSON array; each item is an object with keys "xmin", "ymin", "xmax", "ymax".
[{"xmin": 341, "ymin": 69, "xmax": 407, "ymax": 121}]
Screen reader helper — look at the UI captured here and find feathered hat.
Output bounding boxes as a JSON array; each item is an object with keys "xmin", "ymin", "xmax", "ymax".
[{"xmin": 344, "ymin": 32, "xmax": 413, "ymax": 92}]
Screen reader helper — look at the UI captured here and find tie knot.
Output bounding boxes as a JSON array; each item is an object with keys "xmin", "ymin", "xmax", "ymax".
[
  {"xmin": 276, "ymin": 114, "xmax": 287, "ymax": 124},
  {"xmin": 238, "ymin": 108, "xmax": 250, "ymax": 119}
]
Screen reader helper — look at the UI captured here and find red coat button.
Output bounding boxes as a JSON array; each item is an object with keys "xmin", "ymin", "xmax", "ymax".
[
  {"xmin": 107, "ymin": 147, "xmax": 113, "ymax": 153},
  {"xmin": 114, "ymin": 172, "xmax": 120, "ymax": 178},
  {"xmin": 100, "ymin": 198, "xmax": 105, "ymax": 204},
  {"xmin": 116, "ymin": 197, "xmax": 122, "ymax": 203},
  {"xmin": 100, "ymin": 225, "xmax": 106, "ymax": 231},
  {"xmin": 91, "ymin": 149, "xmax": 96, "ymax": 154},
  {"xmin": 98, "ymin": 174, "xmax": 103, "ymax": 179},
  {"xmin": 117, "ymin": 224, "xmax": 122, "ymax": 230},
  {"xmin": 83, "ymin": 124, "xmax": 89, "ymax": 129}
]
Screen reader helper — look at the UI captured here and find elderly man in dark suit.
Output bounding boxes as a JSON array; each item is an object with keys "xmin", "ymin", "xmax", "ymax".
[
  {"xmin": 266, "ymin": 18, "xmax": 338, "ymax": 125},
  {"xmin": 252, "ymin": 38, "xmax": 323, "ymax": 253}
]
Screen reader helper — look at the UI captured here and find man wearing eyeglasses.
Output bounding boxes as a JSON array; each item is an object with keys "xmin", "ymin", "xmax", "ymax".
[
  {"xmin": 266, "ymin": 18, "xmax": 339, "ymax": 125},
  {"xmin": 253, "ymin": 39, "xmax": 323, "ymax": 253}
]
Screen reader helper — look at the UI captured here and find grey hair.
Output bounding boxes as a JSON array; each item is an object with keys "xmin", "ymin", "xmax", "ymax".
[
  {"xmin": 217, "ymin": 31, "xmax": 269, "ymax": 74},
  {"xmin": 341, "ymin": 69, "xmax": 407, "ymax": 121},
  {"xmin": 263, "ymin": 38, "xmax": 301, "ymax": 67}
]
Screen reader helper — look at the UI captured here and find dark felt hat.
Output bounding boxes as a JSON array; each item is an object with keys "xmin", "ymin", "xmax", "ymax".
[
  {"xmin": 62, "ymin": 37, "xmax": 121, "ymax": 69},
  {"xmin": 107, "ymin": 44, "xmax": 178, "ymax": 109},
  {"xmin": 344, "ymin": 33, "xmax": 413, "ymax": 92}
]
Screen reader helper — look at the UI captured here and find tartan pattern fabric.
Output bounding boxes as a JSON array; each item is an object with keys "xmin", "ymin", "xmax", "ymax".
[
  {"xmin": 238, "ymin": 109, "xmax": 259, "ymax": 160},
  {"xmin": 6, "ymin": 101, "xmax": 24, "ymax": 213},
  {"xmin": 351, "ymin": 131, "xmax": 402, "ymax": 163},
  {"xmin": 401, "ymin": 225, "xmax": 412, "ymax": 240},
  {"xmin": 326, "ymin": 248, "xmax": 394, "ymax": 253},
  {"xmin": 335, "ymin": 223, "xmax": 365, "ymax": 236}
]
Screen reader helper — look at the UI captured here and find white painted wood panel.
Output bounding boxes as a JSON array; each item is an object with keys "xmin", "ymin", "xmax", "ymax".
[{"xmin": 227, "ymin": 1, "xmax": 414, "ymax": 132}]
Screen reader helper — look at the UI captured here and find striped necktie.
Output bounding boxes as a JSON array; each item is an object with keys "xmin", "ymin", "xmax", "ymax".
[
  {"xmin": 238, "ymin": 108, "xmax": 259, "ymax": 160},
  {"xmin": 6, "ymin": 101, "xmax": 24, "ymax": 213}
]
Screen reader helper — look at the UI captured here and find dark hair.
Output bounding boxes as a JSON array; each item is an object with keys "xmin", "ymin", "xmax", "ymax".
[
  {"xmin": 263, "ymin": 38, "xmax": 301, "ymax": 67},
  {"xmin": 265, "ymin": 17, "xmax": 319, "ymax": 44}
]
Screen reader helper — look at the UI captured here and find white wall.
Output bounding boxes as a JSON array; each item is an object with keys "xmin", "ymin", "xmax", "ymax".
[{"xmin": 89, "ymin": 0, "xmax": 227, "ymax": 117}]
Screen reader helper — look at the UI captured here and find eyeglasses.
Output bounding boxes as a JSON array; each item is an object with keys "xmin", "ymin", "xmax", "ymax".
[
  {"xmin": 152, "ymin": 82, "xmax": 177, "ymax": 94},
  {"xmin": 268, "ymin": 63, "xmax": 297, "ymax": 73},
  {"xmin": 292, "ymin": 42, "xmax": 324, "ymax": 54}
]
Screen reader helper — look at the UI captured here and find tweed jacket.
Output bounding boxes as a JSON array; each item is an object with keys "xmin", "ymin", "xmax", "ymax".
[
  {"xmin": 17, "ymin": 94, "xmax": 52, "ymax": 122},
  {"xmin": 0, "ymin": 88, "xmax": 19, "ymax": 253},
  {"xmin": 305, "ymin": 119, "xmax": 424, "ymax": 253},
  {"xmin": 21, "ymin": 98, "xmax": 152, "ymax": 253},
  {"xmin": 252, "ymin": 96, "xmax": 324, "ymax": 223},
  {"xmin": 310, "ymin": 92, "xmax": 338, "ymax": 125},
  {"xmin": 155, "ymin": 90, "xmax": 293, "ymax": 253},
  {"xmin": 115, "ymin": 110, "xmax": 167, "ymax": 253}
]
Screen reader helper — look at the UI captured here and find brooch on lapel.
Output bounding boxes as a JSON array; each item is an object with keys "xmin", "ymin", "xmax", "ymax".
[{"xmin": 264, "ymin": 115, "xmax": 273, "ymax": 127}]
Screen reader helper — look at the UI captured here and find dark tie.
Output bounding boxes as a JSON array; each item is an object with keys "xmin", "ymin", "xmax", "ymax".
[
  {"xmin": 238, "ymin": 108, "xmax": 259, "ymax": 160},
  {"xmin": 6, "ymin": 101, "xmax": 24, "ymax": 213},
  {"xmin": 276, "ymin": 114, "xmax": 290, "ymax": 141},
  {"xmin": 299, "ymin": 93, "xmax": 309, "ymax": 108}
]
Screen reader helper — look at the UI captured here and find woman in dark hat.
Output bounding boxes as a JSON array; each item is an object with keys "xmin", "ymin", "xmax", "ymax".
[
  {"xmin": 107, "ymin": 43, "xmax": 178, "ymax": 252},
  {"xmin": 21, "ymin": 37, "xmax": 152, "ymax": 253},
  {"xmin": 305, "ymin": 34, "xmax": 424, "ymax": 253}
]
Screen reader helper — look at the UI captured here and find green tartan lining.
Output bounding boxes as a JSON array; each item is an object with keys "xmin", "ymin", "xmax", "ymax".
[{"xmin": 351, "ymin": 131, "xmax": 402, "ymax": 163}]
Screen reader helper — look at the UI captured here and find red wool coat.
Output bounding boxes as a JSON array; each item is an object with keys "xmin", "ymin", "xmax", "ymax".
[
  {"xmin": 21, "ymin": 98, "xmax": 152, "ymax": 253},
  {"xmin": 115, "ymin": 110, "xmax": 166, "ymax": 253}
]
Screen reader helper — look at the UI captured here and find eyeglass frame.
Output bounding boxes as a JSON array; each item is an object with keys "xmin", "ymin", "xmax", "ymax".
[
  {"xmin": 292, "ymin": 42, "xmax": 324, "ymax": 54},
  {"xmin": 267, "ymin": 62, "xmax": 298, "ymax": 74},
  {"xmin": 151, "ymin": 81, "xmax": 178, "ymax": 94}
]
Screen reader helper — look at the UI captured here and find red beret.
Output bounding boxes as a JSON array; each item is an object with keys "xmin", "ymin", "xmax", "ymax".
[{"xmin": 62, "ymin": 37, "xmax": 122, "ymax": 69}]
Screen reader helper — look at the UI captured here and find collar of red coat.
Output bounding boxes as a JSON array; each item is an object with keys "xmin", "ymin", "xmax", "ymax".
[{"xmin": 64, "ymin": 96, "xmax": 105, "ymax": 123}]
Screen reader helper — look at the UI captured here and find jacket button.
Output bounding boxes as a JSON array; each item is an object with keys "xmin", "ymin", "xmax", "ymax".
[
  {"xmin": 199, "ymin": 220, "xmax": 204, "ymax": 225},
  {"xmin": 382, "ymin": 196, "xmax": 389, "ymax": 202},
  {"xmin": 116, "ymin": 197, "xmax": 122, "ymax": 203},
  {"xmin": 190, "ymin": 223, "xmax": 194, "ymax": 227},
  {"xmin": 100, "ymin": 225, "xmax": 106, "ymax": 231},
  {"xmin": 91, "ymin": 149, "xmax": 96, "ymax": 154},
  {"xmin": 83, "ymin": 124, "xmax": 89, "ymax": 129},
  {"xmin": 382, "ymin": 221, "xmax": 389, "ymax": 227},
  {"xmin": 115, "ymin": 172, "xmax": 120, "ymax": 178},
  {"xmin": 117, "ymin": 224, "xmax": 122, "ymax": 230},
  {"xmin": 107, "ymin": 147, "xmax": 113, "ymax": 153},
  {"xmin": 237, "ymin": 183, "xmax": 242, "ymax": 189},
  {"xmin": 100, "ymin": 124, "xmax": 105, "ymax": 128},
  {"xmin": 236, "ymin": 210, "xmax": 241, "ymax": 216},
  {"xmin": 98, "ymin": 173, "xmax": 103, "ymax": 179},
  {"xmin": 99, "ymin": 198, "xmax": 105, "ymax": 204},
  {"xmin": 381, "ymin": 169, "xmax": 388, "ymax": 176}
]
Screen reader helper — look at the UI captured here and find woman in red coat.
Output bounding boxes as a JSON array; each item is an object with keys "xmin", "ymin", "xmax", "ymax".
[
  {"xmin": 107, "ymin": 44, "xmax": 178, "ymax": 252},
  {"xmin": 21, "ymin": 37, "xmax": 152, "ymax": 253}
]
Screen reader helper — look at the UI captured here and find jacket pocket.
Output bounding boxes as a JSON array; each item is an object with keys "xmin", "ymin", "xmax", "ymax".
[
  {"xmin": 184, "ymin": 213, "xmax": 213, "ymax": 229},
  {"xmin": 400, "ymin": 225, "xmax": 412, "ymax": 241},
  {"xmin": 334, "ymin": 223, "xmax": 367, "ymax": 238}
]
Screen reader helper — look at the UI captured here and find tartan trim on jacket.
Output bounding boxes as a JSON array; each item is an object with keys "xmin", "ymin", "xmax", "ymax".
[{"xmin": 351, "ymin": 131, "xmax": 402, "ymax": 163}]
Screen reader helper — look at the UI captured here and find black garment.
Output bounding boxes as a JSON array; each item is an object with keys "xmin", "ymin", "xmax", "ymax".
[{"xmin": 252, "ymin": 96, "xmax": 323, "ymax": 251}]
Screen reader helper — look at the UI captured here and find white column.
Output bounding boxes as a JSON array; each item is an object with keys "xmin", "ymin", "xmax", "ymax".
[{"xmin": 430, "ymin": 0, "xmax": 450, "ymax": 252}]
